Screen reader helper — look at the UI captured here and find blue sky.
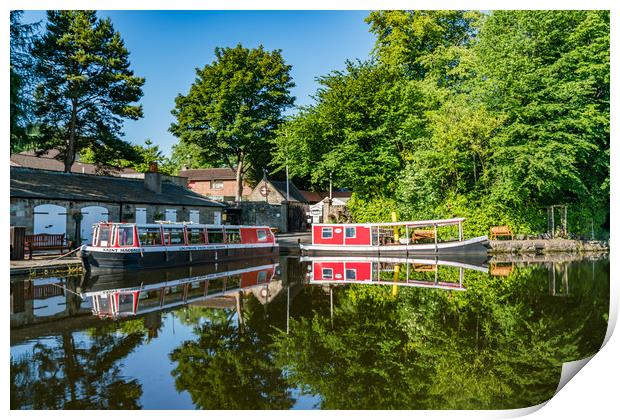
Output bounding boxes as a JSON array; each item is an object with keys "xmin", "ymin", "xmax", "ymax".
[{"xmin": 21, "ymin": 10, "xmax": 376, "ymax": 156}]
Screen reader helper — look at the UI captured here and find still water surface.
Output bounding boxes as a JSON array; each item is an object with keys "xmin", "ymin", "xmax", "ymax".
[{"xmin": 10, "ymin": 254, "xmax": 609, "ymax": 409}]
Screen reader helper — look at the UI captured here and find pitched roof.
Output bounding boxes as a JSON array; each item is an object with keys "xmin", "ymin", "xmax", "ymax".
[
  {"xmin": 178, "ymin": 168, "xmax": 237, "ymax": 181},
  {"xmin": 269, "ymin": 180, "xmax": 308, "ymax": 203},
  {"xmin": 10, "ymin": 167, "xmax": 225, "ymax": 207},
  {"xmin": 10, "ymin": 150, "xmax": 139, "ymax": 176},
  {"xmin": 300, "ymin": 190, "xmax": 352, "ymax": 203}
]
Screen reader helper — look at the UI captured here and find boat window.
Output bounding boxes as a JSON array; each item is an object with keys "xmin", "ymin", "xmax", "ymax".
[
  {"xmin": 225, "ymin": 228, "xmax": 241, "ymax": 244},
  {"xmin": 137, "ymin": 227, "xmax": 162, "ymax": 246},
  {"xmin": 321, "ymin": 227, "xmax": 333, "ymax": 239},
  {"xmin": 257, "ymin": 229, "xmax": 268, "ymax": 241},
  {"xmin": 322, "ymin": 268, "xmax": 333, "ymax": 279},
  {"xmin": 258, "ymin": 271, "xmax": 268, "ymax": 283},
  {"xmin": 207, "ymin": 228, "xmax": 224, "ymax": 244},
  {"xmin": 345, "ymin": 227, "xmax": 356, "ymax": 238},
  {"xmin": 97, "ymin": 225, "xmax": 111, "ymax": 247},
  {"xmin": 346, "ymin": 269, "xmax": 356, "ymax": 280},
  {"xmin": 187, "ymin": 227, "xmax": 206, "ymax": 245},
  {"xmin": 117, "ymin": 293, "xmax": 136, "ymax": 314},
  {"xmin": 117, "ymin": 226, "xmax": 135, "ymax": 247},
  {"xmin": 163, "ymin": 227, "xmax": 185, "ymax": 245}
]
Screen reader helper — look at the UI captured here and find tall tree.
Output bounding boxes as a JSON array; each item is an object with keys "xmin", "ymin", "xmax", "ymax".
[
  {"xmin": 31, "ymin": 11, "xmax": 145, "ymax": 173},
  {"xmin": 10, "ymin": 11, "xmax": 40, "ymax": 153},
  {"xmin": 170, "ymin": 44, "xmax": 295, "ymax": 201}
]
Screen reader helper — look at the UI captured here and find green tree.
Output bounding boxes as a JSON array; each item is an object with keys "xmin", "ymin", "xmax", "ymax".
[
  {"xmin": 170, "ymin": 44, "xmax": 295, "ymax": 201},
  {"xmin": 10, "ymin": 11, "xmax": 40, "ymax": 153},
  {"xmin": 31, "ymin": 11, "xmax": 145, "ymax": 173},
  {"xmin": 168, "ymin": 140, "xmax": 215, "ymax": 174},
  {"xmin": 80, "ymin": 139, "xmax": 174, "ymax": 175}
]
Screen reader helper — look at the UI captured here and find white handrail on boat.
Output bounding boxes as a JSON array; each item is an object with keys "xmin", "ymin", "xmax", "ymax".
[{"xmin": 312, "ymin": 217, "xmax": 466, "ymax": 228}]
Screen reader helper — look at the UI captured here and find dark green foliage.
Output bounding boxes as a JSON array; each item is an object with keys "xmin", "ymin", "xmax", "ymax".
[
  {"xmin": 170, "ymin": 44, "xmax": 295, "ymax": 200},
  {"xmin": 31, "ymin": 11, "xmax": 145, "ymax": 173},
  {"xmin": 273, "ymin": 259, "xmax": 609, "ymax": 409},
  {"xmin": 169, "ymin": 303, "xmax": 294, "ymax": 409},
  {"xmin": 274, "ymin": 10, "xmax": 609, "ymax": 238},
  {"xmin": 10, "ymin": 11, "xmax": 40, "ymax": 153}
]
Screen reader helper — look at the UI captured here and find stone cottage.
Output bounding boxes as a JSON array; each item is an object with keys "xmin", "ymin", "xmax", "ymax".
[{"xmin": 10, "ymin": 167, "xmax": 225, "ymax": 245}]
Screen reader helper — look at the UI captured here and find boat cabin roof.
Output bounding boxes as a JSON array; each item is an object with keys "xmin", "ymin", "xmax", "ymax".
[{"xmin": 314, "ymin": 217, "xmax": 465, "ymax": 228}]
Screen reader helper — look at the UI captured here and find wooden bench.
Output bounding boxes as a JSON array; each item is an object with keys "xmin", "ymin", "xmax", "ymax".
[
  {"xmin": 490, "ymin": 226, "xmax": 513, "ymax": 240},
  {"xmin": 412, "ymin": 229, "xmax": 436, "ymax": 243},
  {"xmin": 24, "ymin": 233, "xmax": 67, "ymax": 259}
]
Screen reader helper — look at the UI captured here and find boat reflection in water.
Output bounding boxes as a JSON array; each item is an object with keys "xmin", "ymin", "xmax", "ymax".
[
  {"xmin": 302, "ymin": 256, "xmax": 489, "ymax": 291},
  {"xmin": 80, "ymin": 257, "xmax": 280, "ymax": 320}
]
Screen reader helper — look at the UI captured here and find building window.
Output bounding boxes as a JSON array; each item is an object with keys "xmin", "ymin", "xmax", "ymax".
[
  {"xmin": 345, "ymin": 227, "xmax": 356, "ymax": 238},
  {"xmin": 346, "ymin": 269, "xmax": 356, "ymax": 280},
  {"xmin": 135, "ymin": 208, "xmax": 146, "ymax": 224},
  {"xmin": 189, "ymin": 209, "xmax": 200, "ymax": 224},
  {"xmin": 321, "ymin": 227, "xmax": 333, "ymax": 239},
  {"xmin": 211, "ymin": 180, "xmax": 224, "ymax": 189},
  {"xmin": 322, "ymin": 268, "xmax": 333, "ymax": 279},
  {"xmin": 164, "ymin": 209, "xmax": 177, "ymax": 222}
]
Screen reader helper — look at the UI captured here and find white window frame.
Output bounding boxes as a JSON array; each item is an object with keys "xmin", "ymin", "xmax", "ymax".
[
  {"xmin": 212, "ymin": 180, "xmax": 224, "ymax": 189},
  {"xmin": 164, "ymin": 208, "xmax": 177, "ymax": 222},
  {"xmin": 322, "ymin": 268, "xmax": 333, "ymax": 279},
  {"xmin": 189, "ymin": 209, "xmax": 200, "ymax": 224},
  {"xmin": 321, "ymin": 227, "xmax": 333, "ymax": 239},
  {"xmin": 135, "ymin": 207, "xmax": 147, "ymax": 224}
]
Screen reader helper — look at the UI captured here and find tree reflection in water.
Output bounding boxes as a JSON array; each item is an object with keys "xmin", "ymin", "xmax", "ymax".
[
  {"xmin": 169, "ymin": 297, "xmax": 294, "ymax": 409},
  {"xmin": 9, "ymin": 258, "xmax": 609, "ymax": 410},
  {"xmin": 272, "ymin": 260, "xmax": 609, "ymax": 409},
  {"xmin": 11, "ymin": 326, "xmax": 146, "ymax": 409}
]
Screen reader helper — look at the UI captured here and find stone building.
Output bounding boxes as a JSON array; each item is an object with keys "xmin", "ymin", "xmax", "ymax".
[
  {"xmin": 10, "ymin": 167, "xmax": 225, "ymax": 244},
  {"xmin": 178, "ymin": 168, "xmax": 252, "ymax": 201}
]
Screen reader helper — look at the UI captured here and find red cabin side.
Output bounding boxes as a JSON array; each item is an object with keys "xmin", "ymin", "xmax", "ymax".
[
  {"xmin": 313, "ymin": 225, "xmax": 345, "ymax": 245},
  {"xmin": 313, "ymin": 262, "xmax": 345, "ymax": 281},
  {"xmin": 344, "ymin": 226, "xmax": 371, "ymax": 246},
  {"xmin": 344, "ymin": 261, "xmax": 373, "ymax": 281},
  {"xmin": 240, "ymin": 267, "xmax": 274, "ymax": 288},
  {"xmin": 240, "ymin": 227, "xmax": 275, "ymax": 244}
]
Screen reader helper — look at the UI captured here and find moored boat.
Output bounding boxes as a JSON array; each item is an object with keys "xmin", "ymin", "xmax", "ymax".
[
  {"xmin": 300, "ymin": 217, "xmax": 489, "ymax": 256},
  {"xmin": 80, "ymin": 221, "xmax": 278, "ymax": 272}
]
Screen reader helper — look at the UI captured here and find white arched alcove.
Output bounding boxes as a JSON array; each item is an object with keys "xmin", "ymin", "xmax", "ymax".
[
  {"xmin": 81, "ymin": 206, "xmax": 109, "ymax": 244},
  {"xmin": 33, "ymin": 204, "xmax": 67, "ymax": 235}
]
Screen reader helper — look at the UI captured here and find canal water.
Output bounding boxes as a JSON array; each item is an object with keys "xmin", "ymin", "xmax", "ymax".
[{"xmin": 10, "ymin": 254, "xmax": 609, "ymax": 410}]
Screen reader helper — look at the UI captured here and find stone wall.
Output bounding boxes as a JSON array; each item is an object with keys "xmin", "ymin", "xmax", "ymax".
[
  {"xmin": 489, "ymin": 238, "xmax": 609, "ymax": 254},
  {"xmin": 232, "ymin": 201, "xmax": 287, "ymax": 232},
  {"xmin": 10, "ymin": 197, "xmax": 221, "ymax": 239},
  {"xmin": 246, "ymin": 180, "xmax": 286, "ymax": 204}
]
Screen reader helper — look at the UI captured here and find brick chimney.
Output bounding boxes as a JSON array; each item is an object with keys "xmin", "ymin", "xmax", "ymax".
[{"xmin": 144, "ymin": 162, "xmax": 161, "ymax": 194}]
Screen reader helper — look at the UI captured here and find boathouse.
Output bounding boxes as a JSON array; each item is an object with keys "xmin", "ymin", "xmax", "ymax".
[{"xmin": 10, "ymin": 166, "xmax": 225, "ymax": 245}]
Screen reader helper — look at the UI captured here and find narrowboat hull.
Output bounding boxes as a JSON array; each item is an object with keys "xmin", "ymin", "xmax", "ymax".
[
  {"xmin": 80, "ymin": 244, "xmax": 279, "ymax": 273},
  {"xmin": 300, "ymin": 235, "xmax": 490, "ymax": 258}
]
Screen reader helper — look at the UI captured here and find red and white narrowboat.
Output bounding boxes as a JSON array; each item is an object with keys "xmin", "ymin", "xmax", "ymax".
[
  {"xmin": 301, "ymin": 217, "xmax": 489, "ymax": 256},
  {"xmin": 79, "ymin": 222, "xmax": 278, "ymax": 272},
  {"xmin": 303, "ymin": 256, "xmax": 489, "ymax": 291},
  {"xmin": 82, "ymin": 261, "xmax": 278, "ymax": 319}
]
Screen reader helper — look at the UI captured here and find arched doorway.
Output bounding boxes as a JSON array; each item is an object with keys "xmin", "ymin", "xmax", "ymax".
[
  {"xmin": 81, "ymin": 206, "xmax": 109, "ymax": 244},
  {"xmin": 33, "ymin": 204, "xmax": 67, "ymax": 235}
]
